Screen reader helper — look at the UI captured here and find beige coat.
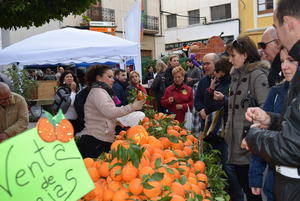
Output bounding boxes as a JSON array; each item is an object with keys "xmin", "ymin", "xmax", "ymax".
[
  {"xmin": 82, "ymin": 88, "xmax": 134, "ymax": 143},
  {"xmin": 225, "ymin": 61, "xmax": 270, "ymax": 165}
]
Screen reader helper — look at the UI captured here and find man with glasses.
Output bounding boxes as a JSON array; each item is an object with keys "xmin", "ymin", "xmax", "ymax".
[
  {"xmin": 258, "ymin": 27, "xmax": 283, "ymax": 87},
  {"xmin": 244, "ymin": 0, "xmax": 300, "ymax": 199},
  {"xmin": 0, "ymin": 83, "xmax": 28, "ymax": 142}
]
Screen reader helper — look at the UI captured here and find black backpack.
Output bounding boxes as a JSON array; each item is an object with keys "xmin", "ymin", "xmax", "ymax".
[{"xmin": 74, "ymin": 87, "xmax": 91, "ymax": 132}]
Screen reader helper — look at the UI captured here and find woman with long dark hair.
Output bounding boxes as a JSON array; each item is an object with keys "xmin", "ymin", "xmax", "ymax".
[
  {"xmin": 77, "ymin": 65, "xmax": 145, "ymax": 158},
  {"xmin": 53, "ymin": 70, "xmax": 79, "ymax": 131},
  {"xmin": 224, "ymin": 36, "xmax": 269, "ymax": 201}
]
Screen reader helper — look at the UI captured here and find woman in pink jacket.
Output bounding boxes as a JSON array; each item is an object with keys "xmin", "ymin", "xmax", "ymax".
[{"xmin": 77, "ymin": 65, "xmax": 145, "ymax": 158}]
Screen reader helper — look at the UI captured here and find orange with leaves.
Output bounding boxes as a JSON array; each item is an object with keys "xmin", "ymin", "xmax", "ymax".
[
  {"xmin": 110, "ymin": 165, "xmax": 122, "ymax": 181},
  {"xmin": 143, "ymin": 181, "xmax": 162, "ymax": 198},
  {"xmin": 138, "ymin": 166, "xmax": 155, "ymax": 179}
]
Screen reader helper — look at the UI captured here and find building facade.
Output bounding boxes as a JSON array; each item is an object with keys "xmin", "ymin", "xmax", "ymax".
[
  {"xmin": 161, "ymin": 0, "xmax": 240, "ymax": 53},
  {"xmin": 239, "ymin": 0, "xmax": 276, "ymax": 43},
  {"xmin": 91, "ymin": 0, "xmax": 162, "ymax": 59}
]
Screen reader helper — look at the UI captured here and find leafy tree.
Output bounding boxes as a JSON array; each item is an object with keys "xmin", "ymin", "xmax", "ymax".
[{"xmin": 0, "ymin": 0, "xmax": 98, "ymax": 29}]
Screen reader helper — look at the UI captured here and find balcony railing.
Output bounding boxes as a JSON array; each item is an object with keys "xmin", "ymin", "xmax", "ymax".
[
  {"xmin": 87, "ymin": 7, "xmax": 115, "ymax": 22},
  {"xmin": 143, "ymin": 15, "xmax": 159, "ymax": 32}
]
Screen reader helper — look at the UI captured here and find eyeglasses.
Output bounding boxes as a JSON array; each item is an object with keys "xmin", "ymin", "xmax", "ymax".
[{"xmin": 258, "ymin": 39, "xmax": 277, "ymax": 49}]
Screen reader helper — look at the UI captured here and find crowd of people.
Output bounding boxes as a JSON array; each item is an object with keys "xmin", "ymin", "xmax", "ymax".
[{"xmin": 0, "ymin": 0, "xmax": 299, "ymax": 200}]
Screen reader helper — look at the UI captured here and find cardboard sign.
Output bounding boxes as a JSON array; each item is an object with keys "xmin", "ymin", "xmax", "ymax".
[{"xmin": 0, "ymin": 128, "xmax": 94, "ymax": 201}]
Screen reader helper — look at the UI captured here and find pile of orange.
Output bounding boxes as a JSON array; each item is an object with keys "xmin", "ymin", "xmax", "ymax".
[{"xmin": 80, "ymin": 113, "xmax": 212, "ymax": 201}]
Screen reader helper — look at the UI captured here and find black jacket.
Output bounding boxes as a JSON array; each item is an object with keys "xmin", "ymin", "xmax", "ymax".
[
  {"xmin": 267, "ymin": 53, "xmax": 284, "ymax": 87},
  {"xmin": 246, "ymin": 40, "xmax": 300, "ymax": 167},
  {"xmin": 112, "ymin": 79, "xmax": 127, "ymax": 106},
  {"xmin": 165, "ymin": 66, "xmax": 174, "ymax": 87}
]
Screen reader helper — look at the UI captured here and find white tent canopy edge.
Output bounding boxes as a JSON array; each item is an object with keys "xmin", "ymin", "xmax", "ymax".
[{"xmin": 0, "ymin": 28, "xmax": 141, "ymax": 74}]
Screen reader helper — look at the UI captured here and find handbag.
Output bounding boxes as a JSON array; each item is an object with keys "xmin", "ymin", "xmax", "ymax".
[{"xmin": 184, "ymin": 105, "xmax": 193, "ymax": 131}]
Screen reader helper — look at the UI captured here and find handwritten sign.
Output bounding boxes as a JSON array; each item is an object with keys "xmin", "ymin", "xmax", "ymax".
[{"xmin": 0, "ymin": 128, "xmax": 94, "ymax": 201}]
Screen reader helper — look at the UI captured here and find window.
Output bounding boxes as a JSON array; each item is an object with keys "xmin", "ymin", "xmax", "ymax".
[
  {"xmin": 257, "ymin": 0, "xmax": 273, "ymax": 15},
  {"xmin": 167, "ymin": 14, "xmax": 177, "ymax": 28},
  {"xmin": 211, "ymin": 4, "xmax": 231, "ymax": 21},
  {"xmin": 188, "ymin": 9, "xmax": 200, "ymax": 25}
]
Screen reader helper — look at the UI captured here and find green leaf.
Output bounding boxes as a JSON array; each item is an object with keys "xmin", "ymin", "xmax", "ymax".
[
  {"xmin": 158, "ymin": 196, "xmax": 172, "ymax": 201},
  {"xmin": 178, "ymin": 175, "xmax": 187, "ymax": 185},
  {"xmin": 165, "ymin": 167, "xmax": 174, "ymax": 174},
  {"xmin": 215, "ymin": 197, "xmax": 225, "ymax": 201},
  {"xmin": 44, "ymin": 111, "xmax": 55, "ymax": 126},
  {"xmin": 154, "ymin": 158, "xmax": 162, "ymax": 169},
  {"xmin": 142, "ymin": 182, "xmax": 154, "ymax": 189},
  {"xmin": 52, "ymin": 109, "xmax": 65, "ymax": 125},
  {"xmin": 151, "ymin": 172, "xmax": 164, "ymax": 181},
  {"xmin": 168, "ymin": 135, "xmax": 178, "ymax": 143},
  {"xmin": 166, "ymin": 159, "xmax": 177, "ymax": 165}
]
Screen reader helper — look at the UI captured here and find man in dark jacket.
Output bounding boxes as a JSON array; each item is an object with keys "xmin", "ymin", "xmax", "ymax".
[
  {"xmin": 186, "ymin": 59, "xmax": 202, "ymax": 87},
  {"xmin": 194, "ymin": 53, "xmax": 219, "ymax": 122},
  {"xmin": 112, "ymin": 69, "xmax": 128, "ymax": 106},
  {"xmin": 258, "ymin": 27, "xmax": 283, "ymax": 87},
  {"xmin": 244, "ymin": 1, "xmax": 300, "ymax": 200}
]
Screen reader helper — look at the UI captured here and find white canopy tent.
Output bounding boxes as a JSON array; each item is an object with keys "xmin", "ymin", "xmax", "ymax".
[{"xmin": 0, "ymin": 28, "xmax": 141, "ymax": 73}]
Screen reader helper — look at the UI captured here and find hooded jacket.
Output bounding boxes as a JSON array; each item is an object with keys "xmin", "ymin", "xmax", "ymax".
[{"xmin": 225, "ymin": 61, "xmax": 269, "ymax": 165}]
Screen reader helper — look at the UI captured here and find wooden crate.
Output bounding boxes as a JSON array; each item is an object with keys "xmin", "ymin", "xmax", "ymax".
[{"xmin": 31, "ymin": 80, "xmax": 57, "ymax": 100}]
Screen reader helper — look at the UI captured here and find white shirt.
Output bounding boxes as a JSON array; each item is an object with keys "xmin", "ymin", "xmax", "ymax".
[{"xmin": 64, "ymin": 92, "xmax": 78, "ymax": 120}]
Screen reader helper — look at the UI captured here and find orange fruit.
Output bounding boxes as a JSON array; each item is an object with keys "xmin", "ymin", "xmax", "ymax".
[
  {"xmin": 198, "ymin": 181, "xmax": 207, "ymax": 190},
  {"xmin": 121, "ymin": 163, "xmax": 138, "ymax": 182},
  {"xmin": 141, "ymin": 117, "xmax": 150, "ymax": 124},
  {"xmin": 164, "ymin": 149, "xmax": 175, "ymax": 159},
  {"xmin": 197, "ymin": 173, "xmax": 208, "ymax": 183},
  {"xmin": 173, "ymin": 149, "xmax": 185, "ymax": 158},
  {"xmin": 171, "ymin": 182, "xmax": 185, "ymax": 197},
  {"xmin": 159, "ymin": 137, "xmax": 171, "ymax": 149},
  {"xmin": 110, "ymin": 165, "xmax": 122, "ymax": 181},
  {"xmin": 183, "ymin": 146, "xmax": 193, "ymax": 156},
  {"xmin": 190, "ymin": 183, "xmax": 201, "ymax": 194},
  {"xmin": 178, "ymin": 165, "xmax": 190, "ymax": 177},
  {"xmin": 110, "ymin": 140, "xmax": 129, "ymax": 151},
  {"xmin": 84, "ymin": 158, "xmax": 95, "ymax": 168},
  {"xmin": 126, "ymin": 125, "xmax": 149, "ymax": 144},
  {"xmin": 148, "ymin": 136, "xmax": 163, "ymax": 149},
  {"xmin": 98, "ymin": 161, "xmax": 110, "ymax": 178},
  {"xmin": 103, "ymin": 186, "xmax": 114, "ymax": 201},
  {"xmin": 129, "ymin": 178, "xmax": 144, "ymax": 195},
  {"xmin": 161, "ymin": 173, "xmax": 173, "ymax": 187},
  {"xmin": 56, "ymin": 119, "xmax": 74, "ymax": 143},
  {"xmin": 143, "ymin": 181, "xmax": 162, "ymax": 198},
  {"xmin": 167, "ymin": 129, "xmax": 180, "ymax": 137},
  {"xmin": 139, "ymin": 166, "xmax": 155, "ymax": 179},
  {"xmin": 36, "ymin": 117, "xmax": 56, "ymax": 142},
  {"xmin": 112, "ymin": 189, "xmax": 129, "ymax": 201},
  {"xmin": 108, "ymin": 180, "xmax": 122, "ymax": 192},
  {"xmin": 171, "ymin": 140, "xmax": 184, "ymax": 150},
  {"xmin": 194, "ymin": 161, "xmax": 206, "ymax": 173},
  {"xmin": 171, "ymin": 195, "xmax": 185, "ymax": 201},
  {"xmin": 88, "ymin": 167, "xmax": 100, "ymax": 182}
]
